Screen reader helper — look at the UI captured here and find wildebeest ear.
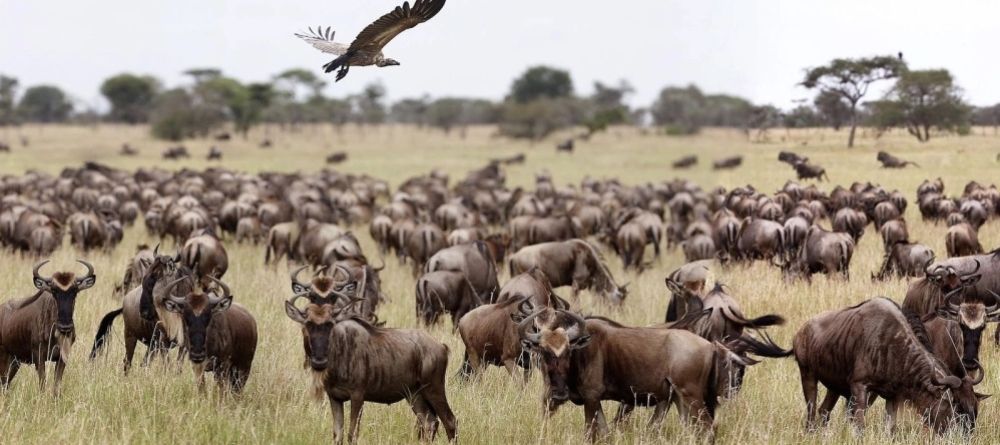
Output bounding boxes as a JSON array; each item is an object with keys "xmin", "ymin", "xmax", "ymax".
[
  {"xmin": 76, "ymin": 275, "xmax": 96, "ymax": 291},
  {"xmin": 961, "ymin": 274, "xmax": 982, "ymax": 286},
  {"xmin": 33, "ymin": 277, "xmax": 49, "ymax": 291},
  {"xmin": 164, "ymin": 299, "xmax": 183, "ymax": 313},
  {"xmin": 284, "ymin": 301, "xmax": 306, "ymax": 324},
  {"xmin": 570, "ymin": 334, "xmax": 591, "ymax": 349},
  {"xmin": 976, "ymin": 392, "xmax": 991, "ymax": 401},
  {"xmin": 213, "ymin": 296, "xmax": 233, "ymax": 314}
]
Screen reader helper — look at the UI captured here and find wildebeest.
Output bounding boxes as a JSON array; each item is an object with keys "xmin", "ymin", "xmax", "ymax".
[
  {"xmin": 946, "ymin": 222, "xmax": 983, "ymax": 257},
  {"xmin": 712, "ymin": 156, "xmax": 742, "ymax": 170},
  {"xmin": 556, "ymin": 138, "xmax": 574, "ymax": 153},
  {"xmin": 120, "ymin": 143, "xmax": 138, "ymax": 156},
  {"xmin": 425, "ymin": 241, "xmax": 500, "ymax": 302},
  {"xmin": 736, "ymin": 218, "xmax": 784, "ymax": 262},
  {"xmin": 778, "ymin": 151, "xmax": 808, "ymax": 166},
  {"xmin": 682, "ymin": 233, "xmax": 716, "ymax": 263},
  {"xmin": 406, "ymin": 223, "xmax": 447, "ymax": 275},
  {"xmin": 877, "ymin": 151, "xmax": 919, "ymax": 168},
  {"xmin": 832, "ymin": 207, "xmax": 867, "ymax": 243},
  {"xmin": 792, "ymin": 161, "xmax": 828, "ymax": 181},
  {"xmin": 508, "ymin": 239, "xmax": 626, "ymax": 304},
  {"xmin": 786, "ymin": 226, "xmax": 854, "ymax": 280},
  {"xmin": 284, "ymin": 300, "xmax": 457, "ymax": 443},
  {"xmin": 181, "ymin": 231, "xmax": 229, "ymax": 280},
  {"xmin": 519, "ymin": 308, "xmax": 759, "ymax": 440},
  {"xmin": 326, "ymin": 151, "xmax": 348, "ymax": 164},
  {"xmin": 879, "ymin": 219, "xmax": 908, "ymax": 251},
  {"xmin": 162, "ymin": 146, "xmax": 190, "ymax": 159},
  {"xmin": 873, "ymin": 242, "xmax": 934, "ymax": 280},
  {"xmin": 792, "ymin": 298, "xmax": 981, "ymax": 434},
  {"xmin": 114, "ymin": 244, "xmax": 155, "ymax": 296},
  {"xmin": 0, "ymin": 260, "xmax": 96, "ymax": 394},
  {"xmin": 415, "ymin": 270, "xmax": 483, "ymax": 329},
  {"xmin": 207, "ymin": 146, "xmax": 222, "ymax": 160},
  {"xmin": 672, "ymin": 155, "xmax": 697, "ymax": 169},
  {"xmin": 162, "ymin": 277, "xmax": 257, "ymax": 393}
]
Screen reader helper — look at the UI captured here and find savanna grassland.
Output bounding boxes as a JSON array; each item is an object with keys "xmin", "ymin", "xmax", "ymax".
[{"xmin": 1, "ymin": 123, "xmax": 1000, "ymax": 444}]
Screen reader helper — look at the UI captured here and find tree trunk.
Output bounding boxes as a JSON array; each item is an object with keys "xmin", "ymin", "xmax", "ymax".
[{"xmin": 847, "ymin": 103, "xmax": 858, "ymax": 148}]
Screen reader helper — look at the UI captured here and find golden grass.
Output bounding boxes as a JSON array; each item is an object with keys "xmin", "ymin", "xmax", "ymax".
[{"xmin": 0, "ymin": 123, "xmax": 999, "ymax": 444}]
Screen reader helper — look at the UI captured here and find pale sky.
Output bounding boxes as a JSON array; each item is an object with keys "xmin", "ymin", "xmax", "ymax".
[{"xmin": 2, "ymin": 0, "xmax": 998, "ymax": 110}]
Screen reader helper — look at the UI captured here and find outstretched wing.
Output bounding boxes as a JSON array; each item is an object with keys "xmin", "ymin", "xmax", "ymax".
[
  {"xmin": 295, "ymin": 26, "xmax": 350, "ymax": 56},
  {"xmin": 348, "ymin": 0, "xmax": 446, "ymax": 54}
]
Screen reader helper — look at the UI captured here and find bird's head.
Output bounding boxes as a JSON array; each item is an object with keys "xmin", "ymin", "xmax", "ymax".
[{"xmin": 379, "ymin": 58, "xmax": 401, "ymax": 67}]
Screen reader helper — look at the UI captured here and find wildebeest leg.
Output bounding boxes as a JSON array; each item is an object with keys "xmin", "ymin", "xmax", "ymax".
[
  {"xmin": 328, "ymin": 396, "xmax": 345, "ymax": 444},
  {"xmin": 884, "ymin": 398, "xmax": 899, "ymax": 434},
  {"xmin": 503, "ymin": 357, "xmax": 520, "ymax": 381},
  {"xmin": 52, "ymin": 359, "xmax": 66, "ymax": 397},
  {"xmin": 800, "ymin": 369, "xmax": 819, "ymax": 430},
  {"xmin": 612, "ymin": 403, "xmax": 634, "ymax": 425},
  {"xmin": 424, "ymin": 387, "xmax": 457, "ymax": 441},
  {"xmin": 458, "ymin": 352, "xmax": 477, "ymax": 380},
  {"xmin": 34, "ymin": 359, "xmax": 46, "ymax": 391},
  {"xmin": 410, "ymin": 396, "xmax": 436, "ymax": 441},
  {"xmin": 0, "ymin": 353, "xmax": 18, "ymax": 389},
  {"xmin": 124, "ymin": 334, "xmax": 138, "ymax": 374},
  {"xmin": 817, "ymin": 389, "xmax": 838, "ymax": 427},
  {"xmin": 848, "ymin": 382, "xmax": 868, "ymax": 434},
  {"xmin": 347, "ymin": 395, "xmax": 365, "ymax": 444},
  {"xmin": 648, "ymin": 399, "xmax": 672, "ymax": 429},
  {"xmin": 582, "ymin": 399, "xmax": 608, "ymax": 441}
]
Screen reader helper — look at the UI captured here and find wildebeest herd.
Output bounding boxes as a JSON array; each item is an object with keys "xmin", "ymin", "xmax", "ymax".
[{"xmin": 1, "ymin": 157, "xmax": 999, "ymax": 442}]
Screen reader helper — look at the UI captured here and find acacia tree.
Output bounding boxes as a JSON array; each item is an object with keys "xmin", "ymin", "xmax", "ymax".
[
  {"xmin": 801, "ymin": 56, "xmax": 906, "ymax": 147},
  {"xmin": 813, "ymin": 90, "xmax": 851, "ymax": 130},
  {"xmin": 868, "ymin": 69, "xmax": 969, "ymax": 142},
  {"xmin": 100, "ymin": 73, "xmax": 159, "ymax": 124}
]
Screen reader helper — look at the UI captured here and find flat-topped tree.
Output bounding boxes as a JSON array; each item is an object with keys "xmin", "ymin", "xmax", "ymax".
[{"xmin": 801, "ymin": 55, "xmax": 906, "ymax": 147}]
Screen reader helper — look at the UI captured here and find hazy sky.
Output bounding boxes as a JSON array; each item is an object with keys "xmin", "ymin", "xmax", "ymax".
[{"xmin": 2, "ymin": 0, "xmax": 998, "ymax": 110}]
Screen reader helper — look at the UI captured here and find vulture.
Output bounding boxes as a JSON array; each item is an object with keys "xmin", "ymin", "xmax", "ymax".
[{"xmin": 295, "ymin": 0, "xmax": 446, "ymax": 81}]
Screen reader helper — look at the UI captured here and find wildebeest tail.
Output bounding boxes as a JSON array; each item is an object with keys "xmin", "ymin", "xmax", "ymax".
[
  {"xmin": 90, "ymin": 308, "xmax": 123, "ymax": 360},
  {"xmin": 704, "ymin": 350, "xmax": 720, "ymax": 419},
  {"xmin": 728, "ymin": 333, "xmax": 793, "ymax": 358}
]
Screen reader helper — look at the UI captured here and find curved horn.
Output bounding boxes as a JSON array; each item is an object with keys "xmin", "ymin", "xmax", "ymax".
[
  {"xmin": 332, "ymin": 264, "xmax": 351, "ymax": 282},
  {"xmin": 153, "ymin": 243, "xmax": 160, "ymax": 256},
  {"xmin": 291, "ymin": 265, "xmax": 309, "ymax": 289},
  {"xmin": 207, "ymin": 276, "xmax": 231, "ymax": 298},
  {"xmin": 969, "ymin": 359, "xmax": 986, "ymax": 385},
  {"xmin": 969, "ymin": 259, "xmax": 982, "ymax": 275},
  {"xmin": 77, "ymin": 259, "xmax": 95, "ymax": 279},
  {"xmin": 161, "ymin": 276, "xmax": 188, "ymax": 298},
  {"xmin": 33, "ymin": 259, "xmax": 51, "ymax": 282},
  {"xmin": 286, "ymin": 290, "xmax": 312, "ymax": 308},
  {"xmin": 372, "ymin": 256, "xmax": 385, "ymax": 272},
  {"xmin": 558, "ymin": 309, "xmax": 589, "ymax": 340},
  {"xmin": 516, "ymin": 309, "xmax": 544, "ymax": 343}
]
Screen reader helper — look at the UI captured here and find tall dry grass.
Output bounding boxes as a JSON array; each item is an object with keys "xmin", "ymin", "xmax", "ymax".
[{"xmin": 0, "ymin": 124, "xmax": 998, "ymax": 443}]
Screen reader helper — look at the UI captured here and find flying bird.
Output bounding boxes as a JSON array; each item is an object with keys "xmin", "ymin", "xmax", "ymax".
[{"xmin": 295, "ymin": 0, "xmax": 446, "ymax": 82}]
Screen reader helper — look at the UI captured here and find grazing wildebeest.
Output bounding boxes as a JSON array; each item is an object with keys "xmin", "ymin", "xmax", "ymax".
[
  {"xmin": 406, "ymin": 223, "xmax": 447, "ymax": 275},
  {"xmin": 519, "ymin": 308, "xmax": 759, "ymax": 440},
  {"xmin": 792, "ymin": 298, "xmax": 981, "ymax": 434},
  {"xmin": 832, "ymin": 207, "xmax": 867, "ymax": 243},
  {"xmin": 879, "ymin": 219, "xmax": 908, "ymax": 251},
  {"xmin": 877, "ymin": 151, "xmax": 919, "ymax": 168},
  {"xmin": 712, "ymin": 156, "xmax": 742, "ymax": 170},
  {"xmin": 326, "ymin": 151, "xmax": 348, "ymax": 164},
  {"xmin": 672, "ymin": 155, "xmax": 697, "ymax": 169},
  {"xmin": 871, "ymin": 201, "xmax": 900, "ymax": 230},
  {"xmin": 873, "ymin": 242, "xmax": 934, "ymax": 280},
  {"xmin": 682, "ymin": 234, "xmax": 716, "ymax": 263},
  {"xmin": 0, "ymin": 260, "xmax": 96, "ymax": 394},
  {"xmin": 415, "ymin": 270, "xmax": 483, "ymax": 329},
  {"xmin": 556, "ymin": 138, "xmax": 574, "ymax": 153},
  {"xmin": 181, "ymin": 231, "xmax": 229, "ymax": 280},
  {"xmin": 946, "ymin": 223, "xmax": 983, "ymax": 257},
  {"xmin": 786, "ymin": 226, "xmax": 854, "ymax": 280},
  {"xmin": 425, "ymin": 240, "xmax": 500, "ymax": 300},
  {"xmin": 736, "ymin": 218, "xmax": 784, "ymax": 262},
  {"xmin": 162, "ymin": 277, "xmax": 257, "ymax": 393},
  {"xmin": 207, "ymin": 146, "xmax": 222, "ymax": 160},
  {"xmin": 792, "ymin": 161, "xmax": 828, "ymax": 181},
  {"xmin": 114, "ymin": 244, "xmax": 155, "ymax": 295},
  {"xmin": 508, "ymin": 239, "xmax": 627, "ymax": 304},
  {"xmin": 284, "ymin": 300, "xmax": 457, "ymax": 444}
]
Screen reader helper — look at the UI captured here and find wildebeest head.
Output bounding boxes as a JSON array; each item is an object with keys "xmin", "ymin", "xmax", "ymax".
[
  {"xmin": 139, "ymin": 244, "xmax": 180, "ymax": 320},
  {"xmin": 162, "ymin": 276, "xmax": 233, "ymax": 364},
  {"xmin": 922, "ymin": 372, "xmax": 988, "ymax": 435},
  {"xmin": 518, "ymin": 309, "xmax": 590, "ymax": 411},
  {"xmin": 936, "ymin": 288, "xmax": 1000, "ymax": 375},
  {"xmin": 926, "ymin": 259, "xmax": 981, "ymax": 293},
  {"xmin": 285, "ymin": 298, "xmax": 339, "ymax": 371},
  {"xmin": 290, "ymin": 265, "xmax": 352, "ymax": 306},
  {"xmin": 32, "ymin": 259, "xmax": 96, "ymax": 334}
]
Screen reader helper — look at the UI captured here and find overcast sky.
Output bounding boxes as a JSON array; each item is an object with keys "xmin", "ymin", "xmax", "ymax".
[{"xmin": 2, "ymin": 0, "xmax": 998, "ymax": 110}]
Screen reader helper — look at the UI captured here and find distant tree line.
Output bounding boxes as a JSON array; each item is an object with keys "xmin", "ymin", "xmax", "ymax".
[{"xmin": 0, "ymin": 56, "xmax": 996, "ymax": 144}]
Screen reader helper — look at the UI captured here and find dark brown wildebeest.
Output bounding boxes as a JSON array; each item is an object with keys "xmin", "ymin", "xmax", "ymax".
[
  {"xmin": 181, "ymin": 231, "xmax": 229, "ymax": 280},
  {"xmin": 682, "ymin": 234, "xmax": 716, "ymax": 263},
  {"xmin": 735, "ymin": 218, "xmax": 784, "ymax": 262},
  {"xmin": 712, "ymin": 156, "xmax": 742, "ymax": 170},
  {"xmin": 68, "ymin": 211, "xmax": 108, "ymax": 251},
  {"xmin": 782, "ymin": 216, "xmax": 810, "ymax": 261},
  {"xmin": 406, "ymin": 223, "xmax": 447, "ymax": 275},
  {"xmin": 235, "ymin": 216, "xmax": 263, "ymax": 244},
  {"xmin": 264, "ymin": 222, "xmax": 300, "ymax": 265},
  {"xmin": 786, "ymin": 226, "xmax": 854, "ymax": 280},
  {"xmin": 206, "ymin": 146, "xmax": 222, "ymax": 160},
  {"xmin": 415, "ymin": 270, "xmax": 483, "ymax": 329},
  {"xmin": 946, "ymin": 222, "xmax": 983, "ymax": 258},
  {"xmin": 960, "ymin": 200, "xmax": 988, "ymax": 230},
  {"xmin": 0, "ymin": 260, "xmax": 96, "ymax": 394},
  {"xmin": 872, "ymin": 201, "xmax": 900, "ymax": 230},
  {"xmin": 284, "ymin": 300, "xmax": 457, "ymax": 444},
  {"xmin": 320, "ymin": 232, "xmax": 368, "ymax": 266},
  {"xmin": 490, "ymin": 153, "xmax": 526, "ymax": 165},
  {"xmin": 369, "ymin": 214, "xmax": 393, "ymax": 256},
  {"xmin": 120, "ymin": 143, "xmax": 138, "ymax": 156},
  {"xmin": 526, "ymin": 214, "xmax": 580, "ymax": 247},
  {"xmin": 425, "ymin": 241, "xmax": 500, "ymax": 301},
  {"xmin": 457, "ymin": 296, "xmax": 537, "ymax": 381},
  {"xmin": 556, "ymin": 138, "xmax": 574, "ymax": 153},
  {"xmin": 712, "ymin": 209, "xmax": 742, "ymax": 262},
  {"xmin": 792, "ymin": 161, "xmax": 828, "ymax": 181},
  {"xmin": 877, "ymin": 151, "xmax": 919, "ymax": 168},
  {"xmin": 778, "ymin": 151, "xmax": 808, "ymax": 166},
  {"xmin": 162, "ymin": 277, "xmax": 257, "ymax": 393},
  {"xmin": 873, "ymin": 242, "xmax": 934, "ymax": 280},
  {"xmin": 672, "ymin": 155, "xmax": 697, "ymax": 169},
  {"xmin": 832, "ymin": 207, "xmax": 867, "ymax": 243},
  {"xmin": 614, "ymin": 221, "xmax": 647, "ymax": 271},
  {"xmin": 325, "ymin": 151, "xmax": 348, "ymax": 164},
  {"xmin": 508, "ymin": 239, "xmax": 627, "ymax": 304},
  {"xmin": 519, "ymin": 309, "xmax": 759, "ymax": 440},
  {"xmin": 879, "ymin": 219, "xmax": 908, "ymax": 251},
  {"xmin": 792, "ymin": 298, "xmax": 981, "ymax": 434},
  {"xmin": 161, "ymin": 145, "xmax": 189, "ymax": 159},
  {"xmin": 114, "ymin": 244, "xmax": 155, "ymax": 296}
]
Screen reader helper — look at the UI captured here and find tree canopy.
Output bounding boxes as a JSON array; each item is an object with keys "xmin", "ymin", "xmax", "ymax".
[
  {"xmin": 17, "ymin": 85, "xmax": 72, "ymax": 123},
  {"xmin": 508, "ymin": 66, "xmax": 574, "ymax": 103},
  {"xmin": 868, "ymin": 69, "xmax": 969, "ymax": 142},
  {"xmin": 100, "ymin": 73, "xmax": 159, "ymax": 124}
]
